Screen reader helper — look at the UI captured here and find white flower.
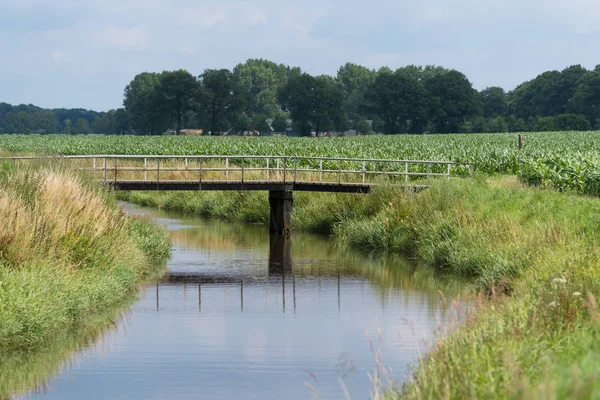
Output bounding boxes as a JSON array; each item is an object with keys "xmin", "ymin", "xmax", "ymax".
[
  {"xmin": 573, "ymin": 292, "xmax": 583, "ymax": 298},
  {"xmin": 547, "ymin": 301, "xmax": 559, "ymax": 308},
  {"xmin": 552, "ymin": 278, "xmax": 567, "ymax": 284}
]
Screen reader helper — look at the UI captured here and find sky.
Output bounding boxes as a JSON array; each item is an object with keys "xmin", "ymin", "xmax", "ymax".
[{"xmin": 2, "ymin": 0, "xmax": 600, "ymax": 111}]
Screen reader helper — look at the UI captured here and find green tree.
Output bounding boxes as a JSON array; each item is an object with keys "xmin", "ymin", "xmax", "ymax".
[
  {"xmin": 155, "ymin": 70, "xmax": 202, "ymax": 134},
  {"xmin": 336, "ymin": 62, "xmax": 376, "ymax": 118},
  {"xmin": 63, "ymin": 119, "xmax": 72, "ymax": 135},
  {"xmin": 233, "ymin": 59, "xmax": 290, "ymax": 117},
  {"xmin": 507, "ymin": 115, "xmax": 527, "ymax": 132},
  {"xmin": 480, "ymin": 87, "xmax": 507, "ymax": 118},
  {"xmin": 554, "ymin": 114, "xmax": 591, "ymax": 131},
  {"xmin": 271, "ymin": 111, "xmax": 289, "ymax": 133},
  {"xmin": 364, "ymin": 69, "xmax": 430, "ymax": 134},
  {"xmin": 198, "ymin": 69, "xmax": 247, "ymax": 135},
  {"xmin": 424, "ymin": 70, "xmax": 481, "ymax": 133},
  {"xmin": 533, "ymin": 116, "xmax": 557, "ymax": 132},
  {"xmin": 123, "ymin": 72, "xmax": 165, "ymax": 134},
  {"xmin": 278, "ymin": 73, "xmax": 346, "ymax": 136},
  {"xmin": 567, "ymin": 70, "xmax": 600, "ymax": 126},
  {"xmin": 487, "ymin": 116, "xmax": 509, "ymax": 133},
  {"xmin": 74, "ymin": 118, "xmax": 92, "ymax": 134}
]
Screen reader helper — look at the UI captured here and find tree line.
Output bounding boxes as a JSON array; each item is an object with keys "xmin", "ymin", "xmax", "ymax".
[{"xmin": 2, "ymin": 60, "xmax": 600, "ymax": 135}]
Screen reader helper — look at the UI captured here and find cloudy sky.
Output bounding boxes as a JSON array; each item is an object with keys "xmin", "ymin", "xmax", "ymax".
[{"xmin": 2, "ymin": 0, "xmax": 600, "ymax": 111}]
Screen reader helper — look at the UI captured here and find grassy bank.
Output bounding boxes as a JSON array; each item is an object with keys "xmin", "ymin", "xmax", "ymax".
[
  {"xmin": 119, "ymin": 178, "xmax": 600, "ymax": 398},
  {"xmin": 0, "ymin": 167, "xmax": 171, "ymax": 360}
]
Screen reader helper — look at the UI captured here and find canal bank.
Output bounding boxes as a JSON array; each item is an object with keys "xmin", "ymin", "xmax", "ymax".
[
  {"xmin": 118, "ymin": 177, "xmax": 600, "ymax": 398},
  {"xmin": 8, "ymin": 204, "xmax": 463, "ymax": 399},
  {"xmin": 0, "ymin": 168, "xmax": 171, "ymax": 398}
]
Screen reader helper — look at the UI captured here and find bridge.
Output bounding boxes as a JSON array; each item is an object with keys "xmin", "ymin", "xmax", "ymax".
[{"xmin": 2, "ymin": 155, "xmax": 474, "ymax": 236}]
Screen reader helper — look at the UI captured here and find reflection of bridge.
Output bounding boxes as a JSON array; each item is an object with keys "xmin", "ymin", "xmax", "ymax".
[
  {"xmin": 154, "ymin": 235, "xmax": 339, "ymax": 313},
  {"xmin": 3, "ymin": 155, "xmax": 473, "ymax": 236}
]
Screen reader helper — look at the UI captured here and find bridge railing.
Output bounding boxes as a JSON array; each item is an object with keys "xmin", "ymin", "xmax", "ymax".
[{"xmin": 1, "ymin": 155, "xmax": 474, "ymax": 187}]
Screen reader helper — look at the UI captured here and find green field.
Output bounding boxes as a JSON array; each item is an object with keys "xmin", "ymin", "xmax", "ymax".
[{"xmin": 1, "ymin": 131, "xmax": 599, "ymax": 195}]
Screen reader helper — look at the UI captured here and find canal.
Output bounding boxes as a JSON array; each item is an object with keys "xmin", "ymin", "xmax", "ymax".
[{"xmin": 11, "ymin": 204, "xmax": 463, "ymax": 399}]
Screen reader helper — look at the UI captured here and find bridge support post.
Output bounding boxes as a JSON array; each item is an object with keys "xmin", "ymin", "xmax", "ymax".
[{"xmin": 269, "ymin": 190, "xmax": 293, "ymax": 237}]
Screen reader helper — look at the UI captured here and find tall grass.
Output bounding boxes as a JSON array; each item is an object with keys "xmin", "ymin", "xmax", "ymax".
[{"xmin": 0, "ymin": 167, "xmax": 171, "ymax": 355}]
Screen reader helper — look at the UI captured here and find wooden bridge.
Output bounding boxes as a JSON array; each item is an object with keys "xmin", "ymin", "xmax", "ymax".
[{"xmin": 2, "ymin": 155, "xmax": 474, "ymax": 236}]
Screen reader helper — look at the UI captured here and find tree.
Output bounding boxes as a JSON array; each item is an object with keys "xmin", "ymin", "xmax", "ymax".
[
  {"xmin": 155, "ymin": 70, "xmax": 202, "ymax": 134},
  {"xmin": 533, "ymin": 116, "xmax": 557, "ymax": 132},
  {"xmin": 74, "ymin": 118, "xmax": 92, "ymax": 134},
  {"xmin": 123, "ymin": 72, "xmax": 165, "ymax": 134},
  {"xmin": 554, "ymin": 114, "xmax": 591, "ymax": 131},
  {"xmin": 487, "ymin": 116, "xmax": 509, "ymax": 133},
  {"xmin": 424, "ymin": 70, "xmax": 481, "ymax": 133},
  {"xmin": 232, "ymin": 59, "xmax": 290, "ymax": 117},
  {"xmin": 278, "ymin": 73, "xmax": 346, "ymax": 136},
  {"xmin": 480, "ymin": 87, "xmax": 507, "ymax": 118},
  {"xmin": 63, "ymin": 119, "xmax": 72, "ymax": 135},
  {"xmin": 198, "ymin": 69, "xmax": 247, "ymax": 135},
  {"xmin": 363, "ymin": 69, "xmax": 430, "ymax": 133},
  {"xmin": 336, "ymin": 63, "xmax": 376, "ymax": 118},
  {"xmin": 567, "ymin": 71, "xmax": 600, "ymax": 126},
  {"xmin": 271, "ymin": 111, "xmax": 289, "ymax": 133}
]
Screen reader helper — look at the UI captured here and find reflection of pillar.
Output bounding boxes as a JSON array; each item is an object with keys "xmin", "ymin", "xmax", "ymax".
[
  {"xmin": 198, "ymin": 282, "xmax": 201, "ymax": 312},
  {"xmin": 268, "ymin": 234, "xmax": 292, "ymax": 275},
  {"xmin": 269, "ymin": 190, "xmax": 293, "ymax": 236},
  {"xmin": 156, "ymin": 283, "xmax": 159, "ymax": 312},
  {"xmin": 240, "ymin": 282, "xmax": 244, "ymax": 312}
]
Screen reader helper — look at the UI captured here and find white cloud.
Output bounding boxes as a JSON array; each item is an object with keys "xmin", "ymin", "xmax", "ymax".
[{"xmin": 94, "ymin": 25, "xmax": 149, "ymax": 50}]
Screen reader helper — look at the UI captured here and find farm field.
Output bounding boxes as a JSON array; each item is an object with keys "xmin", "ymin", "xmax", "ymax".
[{"xmin": 1, "ymin": 131, "xmax": 600, "ymax": 194}]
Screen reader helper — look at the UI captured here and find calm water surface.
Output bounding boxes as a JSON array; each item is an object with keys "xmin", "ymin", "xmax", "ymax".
[{"xmin": 13, "ymin": 205, "xmax": 463, "ymax": 400}]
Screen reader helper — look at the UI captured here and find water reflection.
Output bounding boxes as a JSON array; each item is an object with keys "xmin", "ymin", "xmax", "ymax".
[{"xmin": 10, "ymin": 205, "xmax": 465, "ymax": 400}]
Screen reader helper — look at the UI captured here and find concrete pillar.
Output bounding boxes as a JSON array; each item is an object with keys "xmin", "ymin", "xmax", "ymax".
[{"xmin": 269, "ymin": 190, "xmax": 293, "ymax": 237}]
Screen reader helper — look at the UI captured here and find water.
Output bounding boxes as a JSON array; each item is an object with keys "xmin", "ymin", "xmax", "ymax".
[{"xmin": 11, "ymin": 205, "xmax": 463, "ymax": 400}]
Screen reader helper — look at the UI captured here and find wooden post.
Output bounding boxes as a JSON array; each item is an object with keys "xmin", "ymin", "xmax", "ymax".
[
  {"xmin": 114, "ymin": 159, "xmax": 117, "ymax": 184},
  {"xmin": 242, "ymin": 158, "xmax": 245, "ymax": 183},
  {"xmin": 293, "ymin": 158, "xmax": 297, "ymax": 183},
  {"xmin": 267, "ymin": 158, "xmax": 270, "ymax": 181},
  {"xmin": 103, "ymin": 158, "xmax": 107, "ymax": 182},
  {"xmin": 226, "ymin": 158, "xmax": 229, "ymax": 180},
  {"xmin": 405, "ymin": 162, "xmax": 409, "ymax": 184},
  {"xmin": 362, "ymin": 161, "xmax": 366, "ymax": 184},
  {"xmin": 447, "ymin": 163, "xmax": 451, "ymax": 181},
  {"xmin": 144, "ymin": 158, "xmax": 148, "ymax": 181},
  {"xmin": 199, "ymin": 158, "xmax": 203, "ymax": 189},
  {"xmin": 338, "ymin": 161, "xmax": 341, "ymax": 185},
  {"xmin": 319, "ymin": 159, "xmax": 323, "ymax": 182},
  {"xmin": 185, "ymin": 158, "xmax": 188, "ymax": 181},
  {"xmin": 157, "ymin": 159, "xmax": 160, "ymax": 186},
  {"xmin": 283, "ymin": 158, "xmax": 287, "ymax": 184}
]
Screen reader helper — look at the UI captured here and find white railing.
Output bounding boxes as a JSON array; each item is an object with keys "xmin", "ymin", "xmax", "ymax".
[{"xmin": 0, "ymin": 155, "xmax": 475, "ymax": 187}]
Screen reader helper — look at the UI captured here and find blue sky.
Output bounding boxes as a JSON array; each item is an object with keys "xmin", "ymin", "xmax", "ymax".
[{"xmin": 2, "ymin": 0, "xmax": 600, "ymax": 111}]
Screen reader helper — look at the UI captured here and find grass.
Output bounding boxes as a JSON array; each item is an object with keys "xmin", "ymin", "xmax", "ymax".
[
  {"xmin": 119, "ymin": 178, "xmax": 600, "ymax": 398},
  {"xmin": 0, "ymin": 164, "xmax": 171, "ymax": 395}
]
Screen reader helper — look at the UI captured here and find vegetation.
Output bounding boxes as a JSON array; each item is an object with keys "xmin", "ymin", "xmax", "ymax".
[
  {"xmin": 117, "ymin": 178, "xmax": 600, "ymax": 398},
  {"xmin": 3, "ymin": 61, "xmax": 600, "ymax": 135},
  {"xmin": 0, "ymin": 166, "xmax": 171, "ymax": 355},
  {"xmin": 1, "ymin": 131, "xmax": 600, "ymax": 195}
]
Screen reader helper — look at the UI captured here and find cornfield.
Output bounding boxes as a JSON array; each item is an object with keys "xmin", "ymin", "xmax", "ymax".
[{"xmin": 1, "ymin": 131, "xmax": 599, "ymax": 195}]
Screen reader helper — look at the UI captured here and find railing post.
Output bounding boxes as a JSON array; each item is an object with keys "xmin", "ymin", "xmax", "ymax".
[
  {"xmin": 362, "ymin": 161, "xmax": 366, "ymax": 184},
  {"xmin": 426, "ymin": 162, "xmax": 431, "ymax": 186},
  {"xmin": 293, "ymin": 158, "xmax": 297, "ymax": 183},
  {"xmin": 319, "ymin": 159, "xmax": 323, "ymax": 182},
  {"xmin": 470, "ymin": 165, "xmax": 474, "ymax": 180},
  {"xmin": 185, "ymin": 158, "xmax": 188, "ymax": 181},
  {"xmin": 242, "ymin": 158, "xmax": 245, "ymax": 183},
  {"xmin": 144, "ymin": 158, "xmax": 147, "ymax": 181},
  {"xmin": 103, "ymin": 158, "xmax": 107, "ymax": 182},
  {"xmin": 114, "ymin": 158, "xmax": 117, "ymax": 184},
  {"xmin": 199, "ymin": 158, "xmax": 203, "ymax": 189},
  {"xmin": 447, "ymin": 164, "xmax": 451, "ymax": 181},
  {"xmin": 267, "ymin": 158, "xmax": 270, "ymax": 181},
  {"xmin": 405, "ymin": 162, "xmax": 409, "ymax": 184},
  {"xmin": 226, "ymin": 158, "xmax": 229, "ymax": 180},
  {"xmin": 157, "ymin": 159, "xmax": 160, "ymax": 185},
  {"xmin": 338, "ymin": 160, "xmax": 341, "ymax": 185},
  {"xmin": 283, "ymin": 158, "xmax": 287, "ymax": 184}
]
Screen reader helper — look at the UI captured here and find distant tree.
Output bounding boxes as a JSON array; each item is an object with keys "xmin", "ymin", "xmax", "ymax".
[
  {"xmin": 271, "ymin": 111, "xmax": 289, "ymax": 133},
  {"xmin": 567, "ymin": 71, "xmax": 600, "ymax": 126},
  {"xmin": 336, "ymin": 62, "xmax": 376, "ymax": 118},
  {"xmin": 363, "ymin": 69, "xmax": 430, "ymax": 133},
  {"xmin": 554, "ymin": 114, "xmax": 591, "ymax": 131},
  {"xmin": 155, "ymin": 70, "xmax": 202, "ymax": 134},
  {"xmin": 487, "ymin": 116, "xmax": 509, "ymax": 133},
  {"xmin": 278, "ymin": 73, "xmax": 346, "ymax": 136},
  {"xmin": 74, "ymin": 118, "xmax": 92, "ymax": 134},
  {"xmin": 424, "ymin": 70, "xmax": 481, "ymax": 133},
  {"xmin": 63, "ymin": 119, "xmax": 72, "ymax": 135},
  {"xmin": 480, "ymin": 87, "xmax": 507, "ymax": 118},
  {"xmin": 507, "ymin": 115, "xmax": 528, "ymax": 132},
  {"xmin": 114, "ymin": 108, "xmax": 130, "ymax": 134},
  {"xmin": 470, "ymin": 116, "xmax": 487, "ymax": 133},
  {"xmin": 533, "ymin": 116, "xmax": 557, "ymax": 132},
  {"xmin": 124, "ymin": 72, "xmax": 165, "ymax": 134},
  {"xmin": 232, "ymin": 59, "xmax": 291, "ymax": 117},
  {"xmin": 250, "ymin": 113, "xmax": 271, "ymax": 134},
  {"xmin": 198, "ymin": 69, "xmax": 247, "ymax": 135}
]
